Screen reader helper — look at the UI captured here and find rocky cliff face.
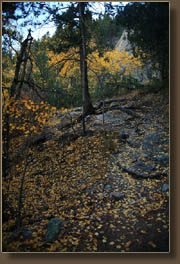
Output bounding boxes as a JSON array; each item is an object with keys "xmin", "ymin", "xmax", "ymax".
[
  {"xmin": 115, "ymin": 30, "xmax": 132, "ymax": 53},
  {"xmin": 115, "ymin": 30, "xmax": 160, "ymax": 84}
]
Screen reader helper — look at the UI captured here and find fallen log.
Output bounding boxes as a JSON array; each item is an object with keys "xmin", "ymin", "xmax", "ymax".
[
  {"xmin": 94, "ymin": 98, "xmax": 127, "ymax": 109},
  {"xmin": 95, "ymin": 105, "xmax": 140, "ymax": 119}
]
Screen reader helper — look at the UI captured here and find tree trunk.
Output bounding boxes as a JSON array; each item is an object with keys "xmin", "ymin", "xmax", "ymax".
[
  {"xmin": 10, "ymin": 30, "xmax": 33, "ymax": 99},
  {"xmin": 79, "ymin": 2, "xmax": 95, "ymax": 121},
  {"xmin": 3, "ymin": 31, "xmax": 33, "ymax": 178}
]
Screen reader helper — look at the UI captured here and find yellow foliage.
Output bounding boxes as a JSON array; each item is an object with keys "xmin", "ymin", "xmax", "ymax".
[
  {"xmin": 2, "ymin": 94, "xmax": 55, "ymax": 147},
  {"xmin": 88, "ymin": 49, "xmax": 144, "ymax": 78},
  {"xmin": 47, "ymin": 45, "xmax": 144, "ymax": 94}
]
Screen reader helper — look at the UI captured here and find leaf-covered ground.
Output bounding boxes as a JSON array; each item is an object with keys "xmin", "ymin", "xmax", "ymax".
[{"xmin": 2, "ymin": 89, "xmax": 169, "ymax": 252}]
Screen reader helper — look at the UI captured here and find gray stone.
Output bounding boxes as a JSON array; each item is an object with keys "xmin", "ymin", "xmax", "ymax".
[
  {"xmin": 95, "ymin": 111, "xmax": 129, "ymax": 125},
  {"xmin": 45, "ymin": 218, "xmax": 63, "ymax": 242},
  {"xmin": 134, "ymin": 160, "xmax": 156, "ymax": 173},
  {"xmin": 111, "ymin": 192, "xmax": 125, "ymax": 201},
  {"xmin": 119, "ymin": 131, "xmax": 129, "ymax": 140},
  {"xmin": 129, "ymin": 160, "xmax": 156, "ymax": 175},
  {"xmin": 85, "ymin": 115, "xmax": 90, "ymax": 122},
  {"xmin": 143, "ymin": 132, "xmax": 169, "ymax": 159},
  {"xmin": 115, "ymin": 30, "xmax": 132, "ymax": 52},
  {"xmin": 115, "ymin": 30, "xmax": 160, "ymax": 83},
  {"xmin": 105, "ymin": 184, "xmax": 111, "ymax": 191},
  {"xmin": 110, "ymin": 101, "xmax": 119, "ymax": 108},
  {"xmin": 96, "ymin": 113, "xmax": 109, "ymax": 121},
  {"xmin": 103, "ymin": 192, "xmax": 108, "ymax": 198},
  {"xmin": 162, "ymin": 183, "xmax": 169, "ymax": 193},
  {"xmin": 73, "ymin": 107, "xmax": 82, "ymax": 112},
  {"xmin": 143, "ymin": 132, "xmax": 162, "ymax": 149}
]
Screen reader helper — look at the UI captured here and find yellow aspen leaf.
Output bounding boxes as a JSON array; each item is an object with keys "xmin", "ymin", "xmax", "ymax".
[
  {"xmin": 148, "ymin": 241, "xmax": 157, "ymax": 248},
  {"xmin": 125, "ymin": 241, "xmax": 132, "ymax": 248},
  {"xmin": 140, "ymin": 230, "xmax": 147, "ymax": 235},
  {"xmin": 89, "ymin": 232, "xmax": 93, "ymax": 238},
  {"xmin": 114, "ymin": 214, "xmax": 119, "ymax": 219},
  {"xmin": 116, "ymin": 245, "xmax": 122, "ymax": 249}
]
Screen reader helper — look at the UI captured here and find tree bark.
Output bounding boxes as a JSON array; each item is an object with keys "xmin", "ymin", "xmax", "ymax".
[
  {"xmin": 10, "ymin": 30, "xmax": 33, "ymax": 99},
  {"xmin": 79, "ymin": 2, "xmax": 95, "ymax": 123}
]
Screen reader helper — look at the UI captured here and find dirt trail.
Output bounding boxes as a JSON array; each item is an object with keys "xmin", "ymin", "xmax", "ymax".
[{"xmin": 3, "ymin": 89, "xmax": 169, "ymax": 252}]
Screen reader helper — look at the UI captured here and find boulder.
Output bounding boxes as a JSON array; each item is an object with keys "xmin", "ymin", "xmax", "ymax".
[
  {"xmin": 115, "ymin": 30, "xmax": 160, "ymax": 84},
  {"xmin": 110, "ymin": 101, "xmax": 119, "ymax": 108},
  {"xmin": 45, "ymin": 218, "xmax": 64, "ymax": 243},
  {"xmin": 131, "ymin": 160, "xmax": 156, "ymax": 174},
  {"xmin": 95, "ymin": 111, "xmax": 129, "ymax": 125},
  {"xmin": 73, "ymin": 107, "xmax": 82, "ymax": 112}
]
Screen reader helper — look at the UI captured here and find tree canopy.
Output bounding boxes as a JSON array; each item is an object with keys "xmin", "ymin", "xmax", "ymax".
[{"xmin": 118, "ymin": 2, "xmax": 169, "ymax": 81}]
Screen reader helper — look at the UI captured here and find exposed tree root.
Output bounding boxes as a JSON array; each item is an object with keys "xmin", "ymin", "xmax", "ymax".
[{"xmin": 116, "ymin": 162, "xmax": 168, "ymax": 179}]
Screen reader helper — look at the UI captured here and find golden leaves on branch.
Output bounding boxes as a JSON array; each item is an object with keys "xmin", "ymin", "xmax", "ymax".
[{"xmin": 3, "ymin": 94, "xmax": 56, "ymax": 140}]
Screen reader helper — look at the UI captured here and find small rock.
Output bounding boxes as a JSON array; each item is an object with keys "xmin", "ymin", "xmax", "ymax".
[
  {"xmin": 162, "ymin": 183, "xmax": 169, "ymax": 193},
  {"xmin": 100, "ymin": 231, "xmax": 104, "ymax": 235},
  {"xmin": 110, "ymin": 102, "xmax": 119, "ymax": 108},
  {"xmin": 119, "ymin": 131, "xmax": 129, "ymax": 141},
  {"xmin": 105, "ymin": 184, "xmax": 111, "ymax": 191},
  {"xmin": 85, "ymin": 115, "xmax": 90, "ymax": 122},
  {"xmin": 74, "ymin": 107, "xmax": 82, "ymax": 112},
  {"xmin": 45, "ymin": 218, "xmax": 63, "ymax": 243},
  {"xmin": 111, "ymin": 192, "xmax": 125, "ymax": 201},
  {"xmin": 103, "ymin": 192, "xmax": 108, "ymax": 198}
]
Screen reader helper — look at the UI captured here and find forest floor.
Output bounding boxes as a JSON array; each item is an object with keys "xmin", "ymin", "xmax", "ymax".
[{"xmin": 2, "ymin": 88, "xmax": 169, "ymax": 252}]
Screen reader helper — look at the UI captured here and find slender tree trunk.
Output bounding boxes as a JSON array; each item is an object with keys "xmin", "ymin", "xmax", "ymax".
[
  {"xmin": 3, "ymin": 31, "xmax": 33, "ymax": 178},
  {"xmin": 10, "ymin": 30, "xmax": 33, "ymax": 98},
  {"xmin": 79, "ymin": 2, "xmax": 95, "ymax": 127}
]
